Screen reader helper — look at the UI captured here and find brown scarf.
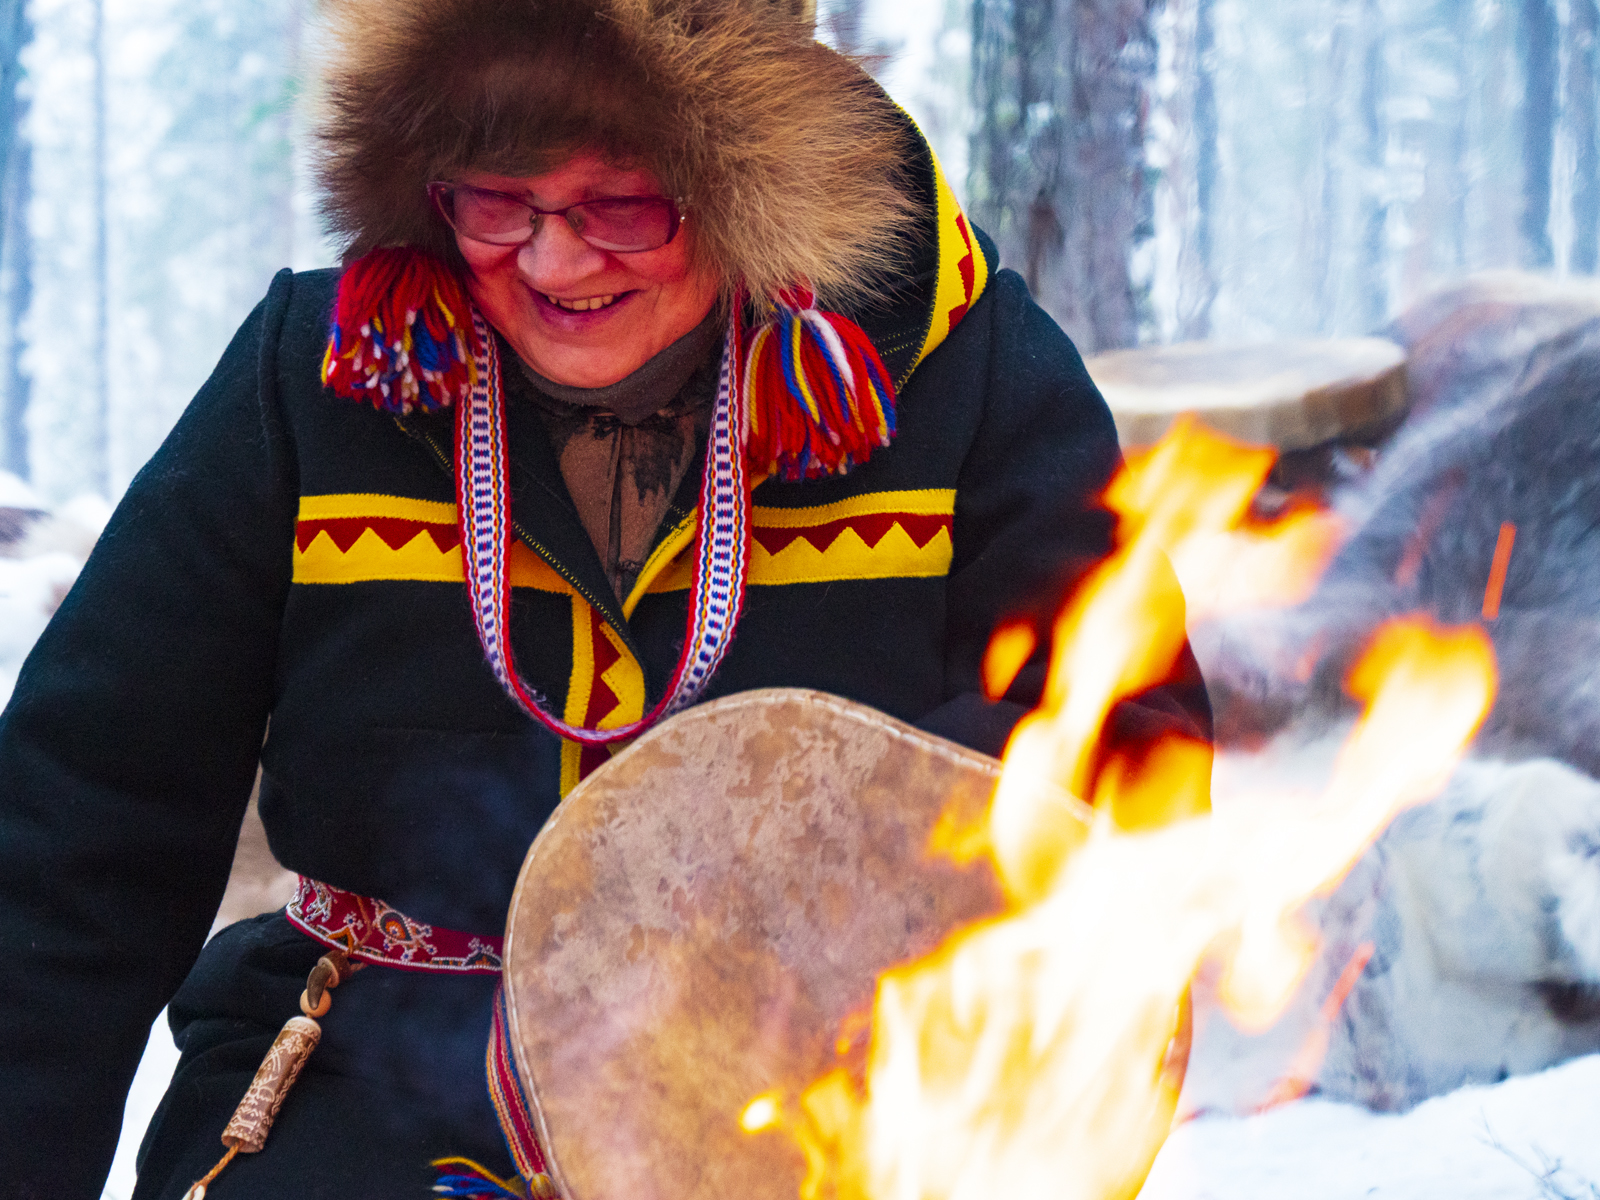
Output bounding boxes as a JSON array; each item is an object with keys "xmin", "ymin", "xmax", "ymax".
[{"xmin": 510, "ymin": 310, "xmax": 723, "ymax": 602}]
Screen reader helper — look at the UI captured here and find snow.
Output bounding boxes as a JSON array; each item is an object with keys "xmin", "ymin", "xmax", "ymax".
[
  {"xmin": 1141, "ymin": 1053, "xmax": 1600, "ymax": 1199},
  {"xmin": 0, "ymin": 470, "xmax": 44, "ymax": 511},
  {"xmin": 0, "ymin": 490, "xmax": 110, "ymax": 706},
  {"xmin": 101, "ymin": 1013, "xmax": 181, "ymax": 1200},
  {"xmin": 0, "ymin": 550, "xmax": 83, "ymax": 704}
]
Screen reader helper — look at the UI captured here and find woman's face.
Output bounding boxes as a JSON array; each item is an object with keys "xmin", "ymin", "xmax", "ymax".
[{"xmin": 452, "ymin": 154, "xmax": 721, "ymax": 389}]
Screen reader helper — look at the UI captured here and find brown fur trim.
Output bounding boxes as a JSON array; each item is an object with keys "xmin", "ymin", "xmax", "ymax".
[{"xmin": 313, "ymin": 0, "xmax": 919, "ymax": 309}]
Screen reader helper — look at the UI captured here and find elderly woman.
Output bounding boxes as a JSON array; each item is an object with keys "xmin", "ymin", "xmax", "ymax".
[{"xmin": 0, "ymin": 0, "xmax": 1209, "ymax": 1196}]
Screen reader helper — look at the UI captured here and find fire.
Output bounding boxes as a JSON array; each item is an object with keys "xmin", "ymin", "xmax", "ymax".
[{"xmin": 745, "ymin": 418, "xmax": 1496, "ymax": 1200}]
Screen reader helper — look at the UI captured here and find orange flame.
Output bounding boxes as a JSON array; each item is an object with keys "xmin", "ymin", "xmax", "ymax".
[
  {"xmin": 1482, "ymin": 520, "xmax": 1516, "ymax": 620},
  {"xmin": 981, "ymin": 619, "xmax": 1038, "ymax": 702},
  {"xmin": 748, "ymin": 417, "xmax": 1495, "ymax": 1200},
  {"xmin": 989, "ymin": 418, "xmax": 1345, "ymax": 906}
]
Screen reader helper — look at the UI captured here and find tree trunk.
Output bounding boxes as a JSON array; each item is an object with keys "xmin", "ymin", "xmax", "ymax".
[
  {"xmin": 822, "ymin": 0, "xmax": 867, "ymax": 55},
  {"xmin": 1313, "ymin": 0, "xmax": 1357, "ymax": 334},
  {"xmin": 1518, "ymin": 0, "xmax": 1557, "ymax": 269},
  {"xmin": 1184, "ymin": 0, "xmax": 1218, "ymax": 339},
  {"xmin": 1016, "ymin": 0, "xmax": 1066, "ymax": 302},
  {"xmin": 0, "ymin": 0, "xmax": 28, "ymax": 480},
  {"xmin": 1570, "ymin": 0, "xmax": 1600, "ymax": 274},
  {"xmin": 970, "ymin": 0, "xmax": 1061, "ymax": 293},
  {"xmin": 1357, "ymin": 0, "xmax": 1387, "ymax": 331},
  {"xmin": 90, "ymin": 0, "xmax": 111, "ymax": 495},
  {"xmin": 1447, "ymin": 0, "xmax": 1471, "ymax": 272},
  {"xmin": 1, "ymin": 113, "xmax": 28, "ymax": 484},
  {"xmin": 969, "ymin": 0, "xmax": 1156, "ymax": 353},
  {"xmin": 1066, "ymin": 0, "xmax": 1158, "ymax": 350}
]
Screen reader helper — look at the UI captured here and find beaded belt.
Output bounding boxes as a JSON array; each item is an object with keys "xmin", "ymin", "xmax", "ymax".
[{"xmin": 285, "ymin": 875, "xmax": 505, "ymax": 973}]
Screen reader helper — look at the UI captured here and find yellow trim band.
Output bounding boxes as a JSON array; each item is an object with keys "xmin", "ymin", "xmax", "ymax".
[
  {"xmin": 297, "ymin": 493, "xmax": 455, "ymax": 523},
  {"xmin": 292, "ymin": 494, "xmax": 572, "ymax": 591},
  {"xmin": 624, "ymin": 512, "xmax": 697, "ymax": 620},
  {"xmin": 641, "ymin": 490, "xmax": 958, "ymax": 594},
  {"xmin": 753, "ymin": 489, "xmax": 956, "ymax": 525},
  {"xmin": 558, "ymin": 598, "xmax": 645, "ymax": 795},
  {"xmin": 909, "ymin": 140, "xmax": 990, "ymax": 375}
]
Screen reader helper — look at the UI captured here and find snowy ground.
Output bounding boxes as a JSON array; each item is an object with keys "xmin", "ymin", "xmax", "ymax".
[
  {"xmin": 102, "ymin": 1015, "xmax": 181, "ymax": 1200},
  {"xmin": 0, "ymin": 477, "xmax": 111, "ymax": 707},
  {"xmin": 102, "ymin": 1033, "xmax": 1600, "ymax": 1199},
  {"xmin": 1142, "ymin": 1053, "xmax": 1600, "ymax": 1199}
]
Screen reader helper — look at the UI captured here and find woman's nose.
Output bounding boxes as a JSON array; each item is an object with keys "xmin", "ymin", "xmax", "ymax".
[{"xmin": 516, "ymin": 216, "xmax": 610, "ymax": 293}]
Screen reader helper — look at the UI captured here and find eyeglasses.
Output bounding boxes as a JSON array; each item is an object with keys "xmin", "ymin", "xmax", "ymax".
[{"xmin": 428, "ymin": 182, "xmax": 685, "ymax": 253}]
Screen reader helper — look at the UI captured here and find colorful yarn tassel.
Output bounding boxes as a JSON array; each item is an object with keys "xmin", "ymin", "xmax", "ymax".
[
  {"xmin": 430, "ymin": 1157, "xmax": 531, "ymax": 1198},
  {"xmin": 322, "ymin": 247, "xmax": 477, "ymax": 414},
  {"xmin": 742, "ymin": 286, "xmax": 898, "ymax": 481}
]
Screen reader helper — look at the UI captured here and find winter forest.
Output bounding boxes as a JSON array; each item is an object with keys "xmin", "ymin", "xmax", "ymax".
[
  {"xmin": 7, "ymin": 1, "xmax": 1600, "ymax": 1197},
  {"xmin": 0, "ymin": 0, "xmax": 1595, "ymax": 501}
]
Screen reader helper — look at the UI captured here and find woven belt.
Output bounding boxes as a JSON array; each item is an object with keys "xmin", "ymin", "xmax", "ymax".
[
  {"xmin": 285, "ymin": 875, "xmax": 504, "ymax": 973},
  {"xmin": 280, "ymin": 877, "xmax": 554, "ymax": 1196}
]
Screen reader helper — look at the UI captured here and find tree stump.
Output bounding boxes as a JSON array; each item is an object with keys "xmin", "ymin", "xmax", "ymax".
[{"xmin": 1086, "ymin": 338, "xmax": 1408, "ymax": 451}]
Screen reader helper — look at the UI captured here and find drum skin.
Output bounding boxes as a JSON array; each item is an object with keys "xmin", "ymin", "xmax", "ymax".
[{"xmin": 501, "ymin": 689, "xmax": 1020, "ymax": 1200}]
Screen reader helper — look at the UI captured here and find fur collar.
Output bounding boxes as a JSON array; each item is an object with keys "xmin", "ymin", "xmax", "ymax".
[{"xmin": 313, "ymin": 0, "xmax": 918, "ymax": 311}]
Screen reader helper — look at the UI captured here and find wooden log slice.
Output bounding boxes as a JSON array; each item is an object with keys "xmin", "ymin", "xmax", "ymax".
[
  {"xmin": 1087, "ymin": 338, "xmax": 1408, "ymax": 451},
  {"xmin": 501, "ymin": 688, "xmax": 1043, "ymax": 1200}
]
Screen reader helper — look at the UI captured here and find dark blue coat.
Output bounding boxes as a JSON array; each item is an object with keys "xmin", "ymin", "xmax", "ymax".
[{"xmin": 0, "ymin": 140, "xmax": 1208, "ymax": 1197}]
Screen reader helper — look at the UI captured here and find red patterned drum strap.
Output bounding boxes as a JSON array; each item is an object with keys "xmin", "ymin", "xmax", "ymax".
[
  {"xmin": 489, "ymin": 984, "xmax": 558, "ymax": 1196},
  {"xmin": 285, "ymin": 875, "xmax": 504, "ymax": 974}
]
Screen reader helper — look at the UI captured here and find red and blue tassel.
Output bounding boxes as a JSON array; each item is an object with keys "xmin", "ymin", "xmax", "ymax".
[
  {"xmin": 741, "ymin": 286, "xmax": 898, "ymax": 481},
  {"xmin": 322, "ymin": 246, "xmax": 477, "ymax": 414},
  {"xmin": 430, "ymin": 1157, "xmax": 531, "ymax": 1198},
  {"xmin": 322, "ymin": 251, "xmax": 899, "ymax": 478}
]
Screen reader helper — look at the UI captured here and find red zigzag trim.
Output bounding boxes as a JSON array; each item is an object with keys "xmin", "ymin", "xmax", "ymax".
[
  {"xmin": 751, "ymin": 513, "xmax": 951, "ymax": 558},
  {"xmin": 298, "ymin": 513, "xmax": 952, "ymax": 561},
  {"xmin": 296, "ymin": 516, "xmax": 460, "ymax": 555},
  {"xmin": 577, "ymin": 608, "xmax": 623, "ymax": 781}
]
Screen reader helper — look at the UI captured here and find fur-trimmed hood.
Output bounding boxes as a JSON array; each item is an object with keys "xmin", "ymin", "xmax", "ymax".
[{"xmin": 314, "ymin": 0, "xmax": 919, "ymax": 309}]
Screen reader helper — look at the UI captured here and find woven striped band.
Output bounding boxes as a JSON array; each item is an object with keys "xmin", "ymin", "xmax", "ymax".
[
  {"xmin": 488, "ymin": 985, "xmax": 558, "ymax": 1195},
  {"xmin": 456, "ymin": 304, "xmax": 751, "ymax": 746},
  {"xmin": 285, "ymin": 875, "xmax": 504, "ymax": 973}
]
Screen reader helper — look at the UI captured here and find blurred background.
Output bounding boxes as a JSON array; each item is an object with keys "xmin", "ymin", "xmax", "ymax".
[
  {"xmin": 0, "ymin": 0, "xmax": 1591, "ymax": 507},
  {"xmin": 11, "ymin": 0, "xmax": 1589, "ymax": 702}
]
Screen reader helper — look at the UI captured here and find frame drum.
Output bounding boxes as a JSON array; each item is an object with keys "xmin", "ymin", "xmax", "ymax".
[{"xmin": 501, "ymin": 688, "xmax": 1032, "ymax": 1200}]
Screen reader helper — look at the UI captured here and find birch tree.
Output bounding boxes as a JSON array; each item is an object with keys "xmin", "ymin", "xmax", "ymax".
[
  {"xmin": 1569, "ymin": 0, "xmax": 1599, "ymax": 273},
  {"xmin": 1355, "ymin": 0, "xmax": 1387, "ymax": 332},
  {"xmin": 1187, "ymin": 0, "xmax": 1218, "ymax": 338},
  {"xmin": 90, "ymin": 0, "xmax": 108, "ymax": 496},
  {"xmin": 0, "ymin": 0, "xmax": 28, "ymax": 481},
  {"xmin": 1518, "ymin": 0, "xmax": 1557, "ymax": 268},
  {"xmin": 969, "ymin": 0, "xmax": 1158, "ymax": 353}
]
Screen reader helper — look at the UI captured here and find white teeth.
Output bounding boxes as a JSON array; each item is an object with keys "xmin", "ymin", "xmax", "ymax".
[{"xmin": 547, "ymin": 293, "xmax": 618, "ymax": 312}]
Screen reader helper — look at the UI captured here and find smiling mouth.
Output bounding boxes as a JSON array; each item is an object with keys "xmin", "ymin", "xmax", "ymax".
[{"xmin": 543, "ymin": 292, "xmax": 622, "ymax": 313}]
